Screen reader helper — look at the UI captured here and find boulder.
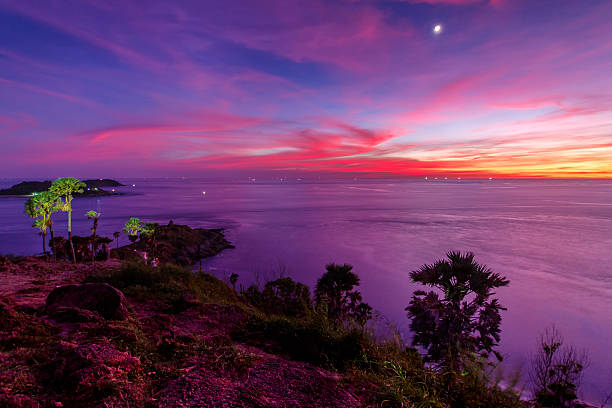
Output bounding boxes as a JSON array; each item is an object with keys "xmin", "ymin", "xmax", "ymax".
[{"xmin": 46, "ymin": 283, "xmax": 129, "ymax": 321}]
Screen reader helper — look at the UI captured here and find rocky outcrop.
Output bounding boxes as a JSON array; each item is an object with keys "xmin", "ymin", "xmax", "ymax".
[
  {"xmin": 113, "ymin": 222, "xmax": 235, "ymax": 266},
  {"xmin": 46, "ymin": 283, "xmax": 129, "ymax": 321}
]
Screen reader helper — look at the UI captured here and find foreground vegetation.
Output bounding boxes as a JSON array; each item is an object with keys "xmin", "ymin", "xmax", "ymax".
[{"xmin": 10, "ymin": 177, "xmax": 596, "ymax": 406}]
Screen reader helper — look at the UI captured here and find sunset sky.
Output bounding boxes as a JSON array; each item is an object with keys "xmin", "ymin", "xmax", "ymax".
[{"xmin": 0, "ymin": 0, "xmax": 611, "ymax": 178}]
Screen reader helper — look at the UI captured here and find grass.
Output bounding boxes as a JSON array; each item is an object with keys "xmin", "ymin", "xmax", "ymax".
[
  {"xmin": 235, "ymin": 278, "xmax": 527, "ymax": 408},
  {"xmin": 87, "ymin": 261, "xmax": 238, "ymax": 307},
  {"xmin": 84, "ymin": 260, "xmax": 526, "ymax": 407}
]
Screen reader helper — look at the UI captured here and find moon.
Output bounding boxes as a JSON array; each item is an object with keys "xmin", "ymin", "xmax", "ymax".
[{"xmin": 433, "ymin": 24, "xmax": 443, "ymax": 34}]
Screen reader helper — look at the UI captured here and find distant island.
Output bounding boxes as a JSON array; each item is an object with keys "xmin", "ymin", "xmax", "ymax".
[{"xmin": 0, "ymin": 179, "xmax": 124, "ymax": 197}]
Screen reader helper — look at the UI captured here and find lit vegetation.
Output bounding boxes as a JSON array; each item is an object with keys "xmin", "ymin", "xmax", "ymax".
[{"xmin": 49, "ymin": 177, "xmax": 86, "ymax": 263}]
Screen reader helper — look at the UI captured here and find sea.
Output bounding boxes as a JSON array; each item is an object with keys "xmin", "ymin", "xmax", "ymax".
[{"xmin": 1, "ymin": 177, "xmax": 611, "ymax": 403}]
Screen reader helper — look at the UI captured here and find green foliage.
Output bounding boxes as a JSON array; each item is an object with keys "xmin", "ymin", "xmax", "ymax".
[
  {"xmin": 50, "ymin": 177, "xmax": 86, "ymax": 262},
  {"xmin": 406, "ymin": 251, "xmax": 509, "ymax": 371},
  {"xmin": 315, "ymin": 263, "xmax": 373, "ymax": 325},
  {"xmin": 86, "ymin": 210, "xmax": 100, "ymax": 219},
  {"xmin": 123, "ymin": 217, "xmax": 143, "ymax": 237},
  {"xmin": 49, "ymin": 177, "xmax": 86, "ymax": 213},
  {"xmin": 25, "ymin": 191, "xmax": 61, "ymax": 257},
  {"xmin": 123, "ymin": 217, "xmax": 144, "ymax": 248}
]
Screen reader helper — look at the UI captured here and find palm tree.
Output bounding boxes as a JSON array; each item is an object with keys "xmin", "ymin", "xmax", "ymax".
[
  {"xmin": 113, "ymin": 231, "xmax": 120, "ymax": 249},
  {"xmin": 50, "ymin": 177, "xmax": 86, "ymax": 263},
  {"xmin": 406, "ymin": 251, "xmax": 509, "ymax": 372},
  {"xmin": 315, "ymin": 263, "xmax": 372, "ymax": 325},
  {"xmin": 86, "ymin": 210, "xmax": 101, "ymax": 264},
  {"xmin": 123, "ymin": 217, "xmax": 143, "ymax": 250},
  {"xmin": 25, "ymin": 191, "xmax": 61, "ymax": 260},
  {"xmin": 141, "ymin": 222, "xmax": 158, "ymax": 258}
]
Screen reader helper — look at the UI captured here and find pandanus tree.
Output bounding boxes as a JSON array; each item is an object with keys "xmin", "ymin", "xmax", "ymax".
[
  {"xmin": 123, "ymin": 217, "xmax": 143, "ymax": 250},
  {"xmin": 50, "ymin": 177, "xmax": 86, "ymax": 263},
  {"xmin": 86, "ymin": 210, "xmax": 101, "ymax": 264},
  {"xmin": 25, "ymin": 191, "xmax": 61, "ymax": 260},
  {"xmin": 315, "ymin": 263, "xmax": 372, "ymax": 326},
  {"xmin": 406, "ymin": 251, "xmax": 509, "ymax": 373}
]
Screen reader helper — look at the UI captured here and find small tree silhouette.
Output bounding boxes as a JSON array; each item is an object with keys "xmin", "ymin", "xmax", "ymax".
[
  {"xmin": 113, "ymin": 231, "xmax": 120, "ymax": 250},
  {"xmin": 315, "ymin": 263, "xmax": 372, "ymax": 325},
  {"xmin": 406, "ymin": 251, "xmax": 509, "ymax": 372},
  {"xmin": 140, "ymin": 222, "xmax": 158, "ymax": 259},
  {"xmin": 531, "ymin": 326, "xmax": 588, "ymax": 408},
  {"xmin": 229, "ymin": 273, "xmax": 239, "ymax": 291}
]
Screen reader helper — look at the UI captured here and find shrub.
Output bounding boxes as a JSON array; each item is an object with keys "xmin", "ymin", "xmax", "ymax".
[
  {"xmin": 406, "ymin": 251, "xmax": 509, "ymax": 371},
  {"xmin": 236, "ymin": 312, "xmax": 369, "ymax": 370},
  {"xmin": 531, "ymin": 326, "xmax": 589, "ymax": 408},
  {"xmin": 243, "ymin": 277, "xmax": 313, "ymax": 317},
  {"xmin": 315, "ymin": 263, "xmax": 373, "ymax": 326},
  {"xmin": 89, "ymin": 262, "xmax": 238, "ymax": 306}
]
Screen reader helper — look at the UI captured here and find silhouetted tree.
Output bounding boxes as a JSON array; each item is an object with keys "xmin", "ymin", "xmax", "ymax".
[
  {"xmin": 86, "ymin": 210, "xmax": 101, "ymax": 264},
  {"xmin": 140, "ymin": 222, "xmax": 158, "ymax": 258},
  {"xmin": 406, "ymin": 251, "xmax": 509, "ymax": 372},
  {"xmin": 50, "ymin": 177, "xmax": 86, "ymax": 263},
  {"xmin": 113, "ymin": 231, "xmax": 120, "ymax": 250},
  {"xmin": 531, "ymin": 326, "xmax": 589, "ymax": 408},
  {"xmin": 315, "ymin": 263, "xmax": 372, "ymax": 325},
  {"xmin": 230, "ymin": 273, "xmax": 239, "ymax": 291}
]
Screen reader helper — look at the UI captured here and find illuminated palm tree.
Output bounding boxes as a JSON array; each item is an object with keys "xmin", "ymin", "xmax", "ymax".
[
  {"xmin": 25, "ymin": 191, "xmax": 61, "ymax": 260},
  {"xmin": 50, "ymin": 177, "xmax": 86, "ymax": 263},
  {"xmin": 86, "ymin": 210, "xmax": 101, "ymax": 264},
  {"xmin": 123, "ymin": 217, "xmax": 143, "ymax": 250}
]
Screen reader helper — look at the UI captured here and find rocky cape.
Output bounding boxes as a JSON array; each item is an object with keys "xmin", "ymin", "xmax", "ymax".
[
  {"xmin": 0, "ymin": 179, "xmax": 124, "ymax": 197},
  {"xmin": 0, "ymin": 257, "xmax": 365, "ymax": 407},
  {"xmin": 112, "ymin": 221, "xmax": 235, "ymax": 266}
]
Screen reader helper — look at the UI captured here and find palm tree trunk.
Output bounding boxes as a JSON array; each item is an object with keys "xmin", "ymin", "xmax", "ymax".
[
  {"xmin": 91, "ymin": 219, "xmax": 97, "ymax": 265},
  {"xmin": 68, "ymin": 210, "xmax": 76, "ymax": 263},
  {"xmin": 49, "ymin": 223, "xmax": 56, "ymax": 261},
  {"xmin": 42, "ymin": 231, "xmax": 48, "ymax": 260}
]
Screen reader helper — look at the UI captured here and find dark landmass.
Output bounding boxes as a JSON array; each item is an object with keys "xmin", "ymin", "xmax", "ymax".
[
  {"xmin": 0, "ymin": 179, "xmax": 123, "ymax": 197},
  {"xmin": 112, "ymin": 221, "xmax": 235, "ymax": 266},
  {"xmin": 82, "ymin": 179, "xmax": 125, "ymax": 188}
]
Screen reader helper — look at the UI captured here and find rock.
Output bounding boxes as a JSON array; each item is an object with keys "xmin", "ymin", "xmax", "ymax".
[
  {"xmin": 46, "ymin": 283, "xmax": 129, "ymax": 321},
  {"xmin": 47, "ymin": 306, "xmax": 102, "ymax": 323},
  {"xmin": 48, "ymin": 340, "xmax": 141, "ymax": 405}
]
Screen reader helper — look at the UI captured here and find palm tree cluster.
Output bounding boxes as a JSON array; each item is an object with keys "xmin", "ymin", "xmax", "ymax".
[
  {"xmin": 25, "ymin": 177, "xmax": 86, "ymax": 262},
  {"xmin": 24, "ymin": 177, "xmax": 158, "ymax": 264}
]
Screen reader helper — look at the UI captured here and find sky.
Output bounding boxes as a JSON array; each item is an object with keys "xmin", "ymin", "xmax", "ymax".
[{"xmin": 0, "ymin": 0, "xmax": 611, "ymax": 178}]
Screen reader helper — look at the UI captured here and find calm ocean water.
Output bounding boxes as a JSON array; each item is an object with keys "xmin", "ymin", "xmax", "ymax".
[{"xmin": 1, "ymin": 178, "xmax": 611, "ymax": 402}]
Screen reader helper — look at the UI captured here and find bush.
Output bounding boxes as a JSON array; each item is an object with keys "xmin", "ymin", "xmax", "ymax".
[
  {"xmin": 315, "ymin": 263, "xmax": 373, "ymax": 326},
  {"xmin": 89, "ymin": 262, "xmax": 238, "ymax": 306},
  {"xmin": 243, "ymin": 277, "xmax": 313, "ymax": 317},
  {"xmin": 235, "ymin": 312, "xmax": 369, "ymax": 370}
]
